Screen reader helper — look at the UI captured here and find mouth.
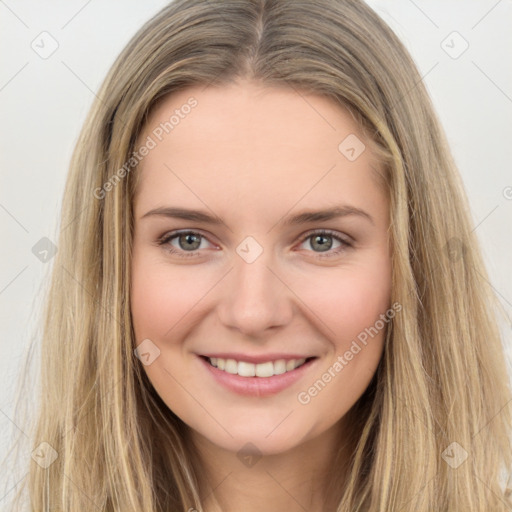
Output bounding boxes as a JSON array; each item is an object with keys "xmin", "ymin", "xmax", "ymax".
[
  {"xmin": 198, "ymin": 355, "xmax": 319, "ymax": 397},
  {"xmin": 200, "ymin": 355, "xmax": 317, "ymax": 377}
]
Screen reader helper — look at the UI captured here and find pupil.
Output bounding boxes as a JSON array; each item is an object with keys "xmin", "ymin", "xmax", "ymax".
[
  {"xmin": 180, "ymin": 233, "xmax": 200, "ymax": 250},
  {"xmin": 313, "ymin": 235, "xmax": 331, "ymax": 252}
]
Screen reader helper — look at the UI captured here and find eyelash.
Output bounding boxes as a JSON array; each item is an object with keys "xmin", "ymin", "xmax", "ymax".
[{"xmin": 156, "ymin": 229, "xmax": 353, "ymax": 259}]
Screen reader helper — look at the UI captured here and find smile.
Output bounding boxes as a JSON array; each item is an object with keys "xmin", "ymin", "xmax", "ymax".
[
  {"xmin": 206, "ymin": 356, "xmax": 313, "ymax": 377},
  {"xmin": 198, "ymin": 355, "xmax": 319, "ymax": 397}
]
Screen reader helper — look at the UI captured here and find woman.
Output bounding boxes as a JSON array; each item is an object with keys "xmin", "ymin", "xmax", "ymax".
[{"xmin": 7, "ymin": 0, "xmax": 512, "ymax": 510}]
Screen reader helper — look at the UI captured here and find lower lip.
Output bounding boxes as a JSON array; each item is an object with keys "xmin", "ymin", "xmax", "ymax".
[{"xmin": 198, "ymin": 356, "xmax": 318, "ymax": 397}]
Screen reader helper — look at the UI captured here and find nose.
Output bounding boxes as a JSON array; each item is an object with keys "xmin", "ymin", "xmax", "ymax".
[{"xmin": 217, "ymin": 248, "xmax": 294, "ymax": 337}]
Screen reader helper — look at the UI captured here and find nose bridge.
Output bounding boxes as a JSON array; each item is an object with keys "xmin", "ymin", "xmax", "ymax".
[{"xmin": 218, "ymin": 237, "xmax": 292, "ymax": 335}]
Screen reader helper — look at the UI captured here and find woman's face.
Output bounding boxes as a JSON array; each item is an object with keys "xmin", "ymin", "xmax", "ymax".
[{"xmin": 131, "ymin": 80, "xmax": 392, "ymax": 456}]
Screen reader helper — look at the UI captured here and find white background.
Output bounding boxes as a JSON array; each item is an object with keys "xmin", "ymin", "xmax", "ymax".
[{"xmin": 1, "ymin": 0, "xmax": 511, "ymax": 506}]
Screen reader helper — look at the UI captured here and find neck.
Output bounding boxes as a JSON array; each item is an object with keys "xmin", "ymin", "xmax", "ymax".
[{"xmin": 188, "ymin": 420, "xmax": 350, "ymax": 512}]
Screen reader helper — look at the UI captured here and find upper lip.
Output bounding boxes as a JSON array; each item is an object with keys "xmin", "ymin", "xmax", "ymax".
[{"xmin": 199, "ymin": 353, "xmax": 317, "ymax": 364}]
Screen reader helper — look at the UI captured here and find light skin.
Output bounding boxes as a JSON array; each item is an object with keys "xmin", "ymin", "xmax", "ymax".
[{"xmin": 130, "ymin": 80, "xmax": 392, "ymax": 512}]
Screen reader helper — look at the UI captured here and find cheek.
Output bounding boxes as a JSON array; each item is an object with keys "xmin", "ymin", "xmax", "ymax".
[
  {"xmin": 294, "ymin": 261, "xmax": 392, "ymax": 347},
  {"xmin": 293, "ymin": 269, "xmax": 390, "ymax": 421},
  {"xmin": 131, "ymin": 260, "xmax": 167, "ymax": 341},
  {"xmin": 130, "ymin": 252, "xmax": 210, "ymax": 342},
  {"xmin": 336, "ymin": 272, "xmax": 390, "ymax": 340}
]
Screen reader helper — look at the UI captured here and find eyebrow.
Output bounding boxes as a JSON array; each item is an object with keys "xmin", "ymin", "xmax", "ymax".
[{"xmin": 140, "ymin": 205, "xmax": 374, "ymax": 227}]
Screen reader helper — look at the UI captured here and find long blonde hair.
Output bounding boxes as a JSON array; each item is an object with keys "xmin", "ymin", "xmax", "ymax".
[{"xmin": 5, "ymin": 0, "xmax": 511, "ymax": 510}]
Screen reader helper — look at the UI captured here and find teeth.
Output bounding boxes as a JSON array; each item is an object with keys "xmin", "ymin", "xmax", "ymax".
[{"xmin": 207, "ymin": 357, "xmax": 307, "ymax": 377}]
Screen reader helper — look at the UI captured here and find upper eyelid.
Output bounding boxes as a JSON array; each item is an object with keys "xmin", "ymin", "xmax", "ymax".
[
  {"xmin": 300, "ymin": 228, "xmax": 353, "ymax": 244},
  {"xmin": 158, "ymin": 229, "xmax": 218, "ymax": 247}
]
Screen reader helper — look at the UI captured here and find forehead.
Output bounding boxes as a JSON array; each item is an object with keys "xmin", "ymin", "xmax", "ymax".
[{"xmin": 133, "ymin": 81, "xmax": 385, "ymax": 222}]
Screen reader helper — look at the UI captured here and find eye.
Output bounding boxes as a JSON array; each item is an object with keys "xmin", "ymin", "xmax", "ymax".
[
  {"xmin": 296, "ymin": 229, "xmax": 352, "ymax": 258},
  {"xmin": 156, "ymin": 229, "xmax": 352, "ymax": 259},
  {"xmin": 157, "ymin": 230, "xmax": 216, "ymax": 258}
]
